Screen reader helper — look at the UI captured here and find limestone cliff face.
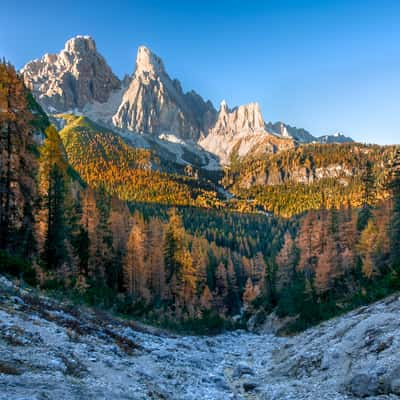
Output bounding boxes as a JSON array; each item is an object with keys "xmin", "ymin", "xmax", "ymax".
[
  {"xmin": 21, "ymin": 36, "xmax": 120, "ymax": 112},
  {"xmin": 112, "ymin": 46, "xmax": 216, "ymax": 140},
  {"xmin": 199, "ymin": 101, "xmax": 294, "ymax": 165},
  {"xmin": 210, "ymin": 101, "xmax": 265, "ymax": 135}
]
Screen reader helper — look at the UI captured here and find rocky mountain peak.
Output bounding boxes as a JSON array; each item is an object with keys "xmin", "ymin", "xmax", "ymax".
[
  {"xmin": 318, "ymin": 132, "xmax": 354, "ymax": 144},
  {"xmin": 135, "ymin": 46, "xmax": 165, "ymax": 77},
  {"xmin": 21, "ymin": 35, "xmax": 120, "ymax": 112},
  {"xmin": 64, "ymin": 35, "xmax": 97, "ymax": 54},
  {"xmin": 220, "ymin": 99, "xmax": 228, "ymax": 110},
  {"xmin": 211, "ymin": 101, "xmax": 265, "ymax": 135},
  {"xmin": 112, "ymin": 45, "xmax": 215, "ymax": 140},
  {"xmin": 199, "ymin": 101, "xmax": 295, "ymax": 165},
  {"xmin": 236, "ymin": 102, "xmax": 265, "ymax": 131},
  {"xmin": 279, "ymin": 123, "xmax": 291, "ymax": 138}
]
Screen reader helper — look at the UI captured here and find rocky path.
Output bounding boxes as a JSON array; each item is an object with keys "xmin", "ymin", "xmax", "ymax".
[{"xmin": 1, "ymin": 276, "xmax": 400, "ymax": 399}]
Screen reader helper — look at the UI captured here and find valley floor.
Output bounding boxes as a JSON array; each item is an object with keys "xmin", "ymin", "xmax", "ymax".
[{"xmin": 1, "ymin": 276, "xmax": 400, "ymax": 400}]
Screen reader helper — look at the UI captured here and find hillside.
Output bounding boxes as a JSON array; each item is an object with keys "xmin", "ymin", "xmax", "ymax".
[
  {"xmin": 56, "ymin": 114, "xmax": 396, "ymax": 218},
  {"xmin": 58, "ymin": 114, "xmax": 225, "ymax": 208},
  {"xmin": 224, "ymin": 143, "xmax": 396, "ymax": 217}
]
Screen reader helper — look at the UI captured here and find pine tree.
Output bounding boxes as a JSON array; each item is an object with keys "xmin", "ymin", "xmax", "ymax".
[
  {"xmin": 80, "ymin": 188, "xmax": 99, "ymax": 279},
  {"xmin": 192, "ymin": 237, "xmax": 208, "ymax": 295},
  {"xmin": 163, "ymin": 209, "xmax": 185, "ymax": 284},
  {"xmin": 39, "ymin": 126, "xmax": 69, "ymax": 270},
  {"xmin": 226, "ymin": 254, "xmax": 240, "ymax": 313},
  {"xmin": 163, "ymin": 208, "xmax": 192, "ymax": 310},
  {"xmin": 213, "ymin": 262, "xmax": 228, "ymax": 314},
  {"xmin": 389, "ymin": 148, "xmax": 400, "ymax": 266},
  {"xmin": 357, "ymin": 160, "xmax": 376, "ymax": 231}
]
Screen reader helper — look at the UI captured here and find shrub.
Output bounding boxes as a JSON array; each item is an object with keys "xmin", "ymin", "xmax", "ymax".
[{"xmin": 0, "ymin": 250, "xmax": 37, "ymax": 285}]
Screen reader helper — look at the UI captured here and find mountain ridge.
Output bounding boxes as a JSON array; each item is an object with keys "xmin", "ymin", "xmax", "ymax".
[{"xmin": 21, "ymin": 35, "xmax": 354, "ymax": 167}]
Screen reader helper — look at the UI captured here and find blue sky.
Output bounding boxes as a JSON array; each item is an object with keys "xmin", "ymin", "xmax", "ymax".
[{"xmin": 1, "ymin": 0, "xmax": 399, "ymax": 144}]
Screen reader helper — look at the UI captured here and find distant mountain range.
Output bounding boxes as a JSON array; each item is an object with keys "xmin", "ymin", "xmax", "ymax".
[{"xmin": 21, "ymin": 35, "xmax": 353, "ymax": 170}]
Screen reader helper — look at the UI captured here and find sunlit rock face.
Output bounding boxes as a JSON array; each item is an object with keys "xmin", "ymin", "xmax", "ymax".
[
  {"xmin": 199, "ymin": 101, "xmax": 294, "ymax": 165},
  {"xmin": 112, "ymin": 46, "xmax": 216, "ymax": 141},
  {"xmin": 210, "ymin": 101, "xmax": 265, "ymax": 135},
  {"xmin": 21, "ymin": 36, "xmax": 120, "ymax": 112}
]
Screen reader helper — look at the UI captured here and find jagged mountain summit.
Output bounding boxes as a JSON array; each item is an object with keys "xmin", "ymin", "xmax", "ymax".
[
  {"xmin": 21, "ymin": 36, "xmax": 121, "ymax": 112},
  {"xmin": 318, "ymin": 132, "xmax": 354, "ymax": 144},
  {"xmin": 112, "ymin": 46, "xmax": 216, "ymax": 141},
  {"xmin": 266, "ymin": 121, "xmax": 317, "ymax": 143},
  {"xmin": 21, "ymin": 35, "xmax": 354, "ymax": 167},
  {"xmin": 265, "ymin": 122, "xmax": 354, "ymax": 144},
  {"xmin": 199, "ymin": 101, "xmax": 294, "ymax": 164}
]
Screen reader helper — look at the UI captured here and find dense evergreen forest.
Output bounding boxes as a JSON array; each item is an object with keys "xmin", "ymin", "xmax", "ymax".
[{"xmin": 1, "ymin": 61, "xmax": 400, "ymax": 333}]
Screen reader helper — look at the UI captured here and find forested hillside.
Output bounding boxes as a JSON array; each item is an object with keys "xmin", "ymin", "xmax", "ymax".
[
  {"xmin": 224, "ymin": 143, "xmax": 396, "ymax": 217},
  {"xmin": 1, "ymin": 61, "xmax": 400, "ymax": 333},
  {"xmin": 58, "ymin": 114, "xmax": 225, "ymax": 209}
]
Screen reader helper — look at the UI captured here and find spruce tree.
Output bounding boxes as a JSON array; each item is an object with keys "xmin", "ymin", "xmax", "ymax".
[
  {"xmin": 43, "ymin": 164, "xmax": 67, "ymax": 269},
  {"xmin": 389, "ymin": 148, "xmax": 400, "ymax": 267},
  {"xmin": 39, "ymin": 126, "xmax": 69, "ymax": 269},
  {"xmin": 357, "ymin": 160, "xmax": 375, "ymax": 231}
]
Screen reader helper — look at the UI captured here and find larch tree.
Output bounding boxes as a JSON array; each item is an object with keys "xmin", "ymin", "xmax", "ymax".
[
  {"xmin": 276, "ymin": 231, "xmax": 298, "ymax": 290},
  {"xmin": 242, "ymin": 277, "xmax": 259, "ymax": 311},
  {"xmin": 147, "ymin": 218, "xmax": 165, "ymax": 301},
  {"xmin": 296, "ymin": 211, "xmax": 323, "ymax": 278},
  {"xmin": 178, "ymin": 247, "xmax": 197, "ymax": 316},
  {"xmin": 199, "ymin": 285, "xmax": 213, "ymax": 311},
  {"xmin": 108, "ymin": 198, "xmax": 132, "ymax": 290},
  {"xmin": 124, "ymin": 214, "xmax": 147, "ymax": 300},
  {"xmin": 358, "ymin": 219, "xmax": 379, "ymax": 279},
  {"xmin": 253, "ymin": 252, "xmax": 267, "ymax": 295}
]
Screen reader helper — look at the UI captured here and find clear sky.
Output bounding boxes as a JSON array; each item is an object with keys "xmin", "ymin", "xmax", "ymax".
[{"xmin": 1, "ymin": 0, "xmax": 399, "ymax": 144}]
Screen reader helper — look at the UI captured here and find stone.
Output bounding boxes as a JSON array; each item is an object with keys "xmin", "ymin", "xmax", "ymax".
[
  {"xmin": 242, "ymin": 380, "xmax": 258, "ymax": 392},
  {"xmin": 347, "ymin": 373, "xmax": 379, "ymax": 397},
  {"xmin": 11, "ymin": 296, "xmax": 25, "ymax": 305},
  {"xmin": 232, "ymin": 362, "xmax": 255, "ymax": 378},
  {"xmin": 390, "ymin": 378, "xmax": 400, "ymax": 395},
  {"xmin": 211, "ymin": 376, "xmax": 230, "ymax": 390}
]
